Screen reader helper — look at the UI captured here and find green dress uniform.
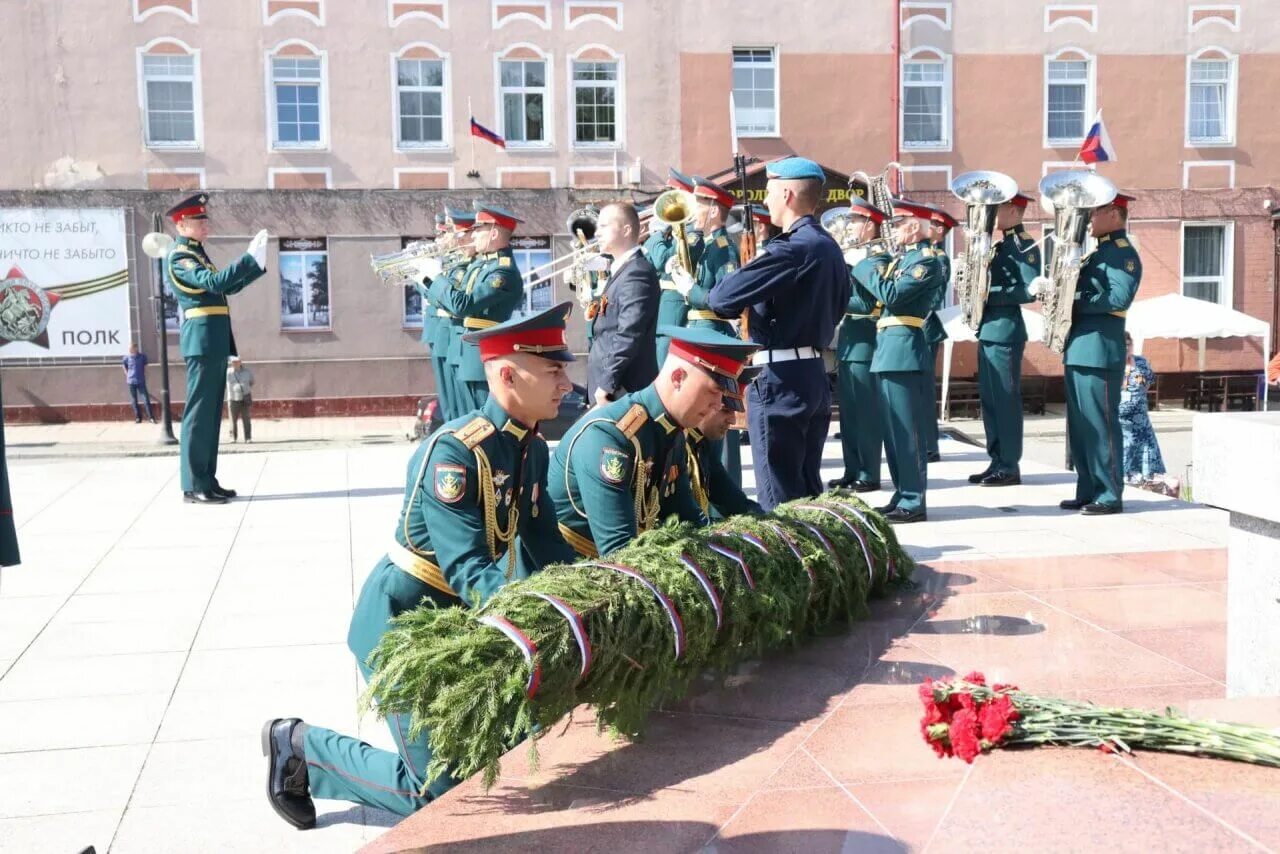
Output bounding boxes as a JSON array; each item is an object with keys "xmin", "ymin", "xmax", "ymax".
[
  {"xmin": 684, "ymin": 224, "xmax": 742, "ymax": 483},
  {"xmin": 1064, "ymin": 229, "xmax": 1141, "ymax": 511},
  {"xmin": 0, "ymin": 376, "xmax": 19, "ymax": 567},
  {"xmin": 834, "ymin": 249, "xmax": 890, "ymax": 487},
  {"xmin": 424, "ymin": 257, "xmax": 467, "ymax": 421},
  {"xmin": 166, "ymin": 234, "xmax": 264, "ymax": 495},
  {"xmin": 976, "ymin": 225, "xmax": 1039, "ymax": 479},
  {"xmin": 856, "ymin": 239, "xmax": 946, "ymax": 518},
  {"xmin": 651, "ymin": 227, "xmax": 704, "ymax": 365},
  {"xmin": 921, "ymin": 251, "xmax": 950, "ymax": 459},
  {"xmin": 687, "ymin": 427, "xmax": 762, "ymax": 521}
]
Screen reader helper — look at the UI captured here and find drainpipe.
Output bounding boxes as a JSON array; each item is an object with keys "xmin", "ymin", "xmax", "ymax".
[
  {"xmin": 891, "ymin": 0, "xmax": 901, "ymax": 193},
  {"xmin": 1272, "ymin": 206, "xmax": 1280, "ymax": 359}
]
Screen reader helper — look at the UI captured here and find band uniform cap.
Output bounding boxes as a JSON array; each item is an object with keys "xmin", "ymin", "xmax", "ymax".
[
  {"xmin": 889, "ymin": 198, "xmax": 936, "ymax": 222},
  {"xmin": 660, "ymin": 325, "xmax": 760, "ymax": 396},
  {"xmin": 434, "ymin": 213, "xmax": 448, "ymax": 230},
  {"xmin": 847, "ymin": 196, "xmax": 889, "ymax": 224},
  {"xmin": 1009, "ymin": 192, "xmax": 1035, "ymax": 209},
  {"xmin": 666, "ymin": 168, "xmax": 695, "ymax": 191},
  {"xmin": 692, "ymin": 176, "xmax": 735, "ymax": 208},
  {"xmin": 916, "ymin": 203, "xmax": 959, "ymax": 230},
  {"xmin": 1111, "ymin": 192, "xmax": 1137, "ymax": 210},
  {"xmin": 749, "ymin": 204, "xmax": 771, "ymax": 223},
  {"xmin": 166, "ymin": 193, "xmax": 209, "ymax": 223},
  {"xmin": 475, "ymin": 204, "xmax": 522, "ymax": 232},
  {"xmin": 637, "ymin": 204, "xmax": 655, "ymax": 220},
  {"xmin": 722, "ymin": 364, "xmax": 763, "ymax": 411},
  {"xmin": 765, "ymin": 157, "xmax": 825, "ymax": 183},
  {"xmin": 463, "ymin": 301, "xmax": 576, "ymax": 363},
  {"xmin": 446, "ymin": 207, "xmax": 476, "ymax": 231}
]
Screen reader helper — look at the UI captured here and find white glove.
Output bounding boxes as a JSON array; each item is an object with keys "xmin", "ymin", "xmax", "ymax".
[
  {"xmin": 411, "ymin": 256, "xmax": 443, "ymax": 282},
  {"xmin": 670, "ymin": 267, "xmax": 695, "ymax": 297},
  {"xmin": 843, "ymin": 246, "xmax": 868, "ymax": 267},
  {"xmin": 248, "ymin": 229, "xmax": 269, "ymax": 269},
  {"xmin": 582, "ymin": 253, "xmax": 611, "ymax": 273},
  {"xmin": 562, "ymin": 266, "xmax": 578, "ymax": 286},
  {"xmin": 1028, "ymin": 276, "xmax": 1051, "ymax": 299}
]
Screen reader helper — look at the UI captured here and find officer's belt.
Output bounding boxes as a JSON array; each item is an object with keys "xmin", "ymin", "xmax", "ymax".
[
  {"xmin": 751, "ymin": 346, "xmax": 820, "ymax": 366},
  {"xmin": 686, "ymin": 310, "xmax": 722, "ymax": 321},
  {"xmin": 558, "ymin": 523, "xmax": 599, "ymax": 558},
  {"xmin": 846, "ymin": 311, "xmax": 882, "ymax": 320},
  {"xmin": 184, "ymin": 306, "xmax": 229, "ymax": 319},
  {"xmin": 386, "ymin": 539, "xmax": 458, "ymax": 598},
  {"xmin": 435, "ymin": 308, "xmax": 452, "ymax": 318},
  {"xmin": 462, "ymin": 317, "xmax": 499, "ymax": 330},
  {"xmin": 1109, "ymin": 310, "xmax": 1127, "ymax": 318},
  {"xmin": 876, "ymin": 315, "xmax": 925, "ymax": 330}
]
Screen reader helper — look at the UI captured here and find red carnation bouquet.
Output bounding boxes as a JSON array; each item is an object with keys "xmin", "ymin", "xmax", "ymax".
[{"xmin": 920, "ymin": 673, "xmax": 1280, "ymax": 766}]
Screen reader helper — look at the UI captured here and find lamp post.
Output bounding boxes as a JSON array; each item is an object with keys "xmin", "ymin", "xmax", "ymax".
[{"xmin": 142, "ymin": 214, "xmax": 178, "ymax": 444}]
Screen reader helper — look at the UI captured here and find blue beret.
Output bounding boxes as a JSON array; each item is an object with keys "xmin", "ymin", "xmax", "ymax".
[
  {"xmin": 461, "ymin": 301, "xmax": 576, "ymax": 362},
  {"xmin": 765, "ymin": 157, "xmax": 825, "ymax": 183}
]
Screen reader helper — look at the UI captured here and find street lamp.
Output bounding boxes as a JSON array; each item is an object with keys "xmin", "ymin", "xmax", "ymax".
[{"xmin": 141, "ymin": 216, "xmax": 178, "ymax": 444}]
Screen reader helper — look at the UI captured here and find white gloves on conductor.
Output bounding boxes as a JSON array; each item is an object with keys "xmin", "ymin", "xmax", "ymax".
[
  {"xmin": 1027, "ymin": 276, "xmax": 1051, "ymax": 299},
  {"xmin": 248, "ymin": 229, "xmax": 269, "ymax": 270},
  {"xmin": 411, "ymin": 256, "xmax": 444, "ymax": 282}
]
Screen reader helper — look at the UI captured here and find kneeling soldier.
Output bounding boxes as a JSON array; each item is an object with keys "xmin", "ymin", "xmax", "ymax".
[{"xmin": 688, "ymin": 366, "xmax": 764, "ymax": 521}]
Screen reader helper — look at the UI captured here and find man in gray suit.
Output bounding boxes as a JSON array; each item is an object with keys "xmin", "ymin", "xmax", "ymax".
[{"xmin": 588, "ymin": 202, "xmax": 660, "ymax": 405}]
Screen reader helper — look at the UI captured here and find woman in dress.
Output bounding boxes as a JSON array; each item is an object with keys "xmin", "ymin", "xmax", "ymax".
[{"xmin": 1119, "ymin": 333, "xmax": 1166, "ymax": 484}]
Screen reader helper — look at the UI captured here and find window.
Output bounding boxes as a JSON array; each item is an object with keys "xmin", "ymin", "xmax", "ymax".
[
  {"xmin": 510, "ymin": 237, "xmax": 553, "ymax": 316},
  {"xmin": 732, "ymin": 48, "xmax": 777, "ymax": 136},
  {"xmin": 572, "ymin": 59, "xmax": 618, "ymax": 145},
  {"xmin": 141, "ymin": 53, "xmax": 199, "ymax": 148},
  {"xmin": 500, "ymin": 58, "xmax": 548, "ymax": 144},
  {"xmin": 401, "ymin": 236, "xmax": 429, "ymax": 327},
  {"xmin": 280, "ymin": 237, "xmax": 331, "ymax": 329},
  {"xmin": 396, "ymin": 57, "xmax": 447, "ymax": 148},
  {"xmin": 1188, "ymin": 56, "xmax": 1235, "ymax": 145},
  {"xmin": 1182, "ymin": 223, "xmax": 1231, "ymax": 305},
  {"xmin": 901, "ymin": 54, "xmax": 949, "ymax": 149},
  {"xmin": 1046, "ymin": 57, "xmax": 1091, "ymax": 143},
  {"xmin": 270, "ymin": 54, "xmax": 326, "ymax": 149}
]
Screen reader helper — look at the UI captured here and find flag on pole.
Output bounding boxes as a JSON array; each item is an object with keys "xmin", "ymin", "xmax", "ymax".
[
  {"xmin": 470, "ymin": 117, "xmax": 505, "ymax": 149},
  {"xmin": 1078, "ymin": 110, "xmax": 1116, "ymax": 164}
]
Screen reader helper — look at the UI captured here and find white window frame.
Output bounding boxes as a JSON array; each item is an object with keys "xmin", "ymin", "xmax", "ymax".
[
  {"xmin": 495, "ymin": 46, "xmax": 554, "ymax": 149},
  {"xmin": 510, "ymin": 239, "xmax": 556, "ymax": 317},
  {"xmin": 567, "ymin": 47, "xmax": 623, "ymax": 150},
  {"xmin": 899, "ymin": 48, "xmax": 952, "ymax": 152},
  {"xmin": 1043, "ymin": 50, "xmax": 1096, "ymax": 148},
  {"xmin": 1180, "ymin": 221, "xmax": 1234, "ymax": 307},
  {"xmin": 133, "ymin": 0, "xmax": 198, "ymax": 23},
  {"xmin": 136, "ymin": 41, "xmax": 204, "ymax": 151},
  {"xmin": 1185, "ymin": 49, "xmax": 1238, "ymax": 147},
  {"xmin": 731, "ymin": 45, "xmax": 781, "ymax": 139},
  {"xmin": 279, "ymin": 237, "xmax": 333, "ymax": 331},
  {"xmin": 564, "ymin": 0, "xmax": 623, "ymax": 30},
  {"xmin": 393, "ymin": 167, "xmax": 455, "ymax": 189},
  {"xmin": 390, "ymin": 46, "xmax": 453, "ymax": 152},
  {"xmin": 267, "ymin": 167, "xmax": 333, "ymax": 189},
  {"xmin": 146, "ymin": 167, "xmax": 207, "ymax": 189},
  {"xmin": 265, "ymin": 42, "xmax": 331, "ymax": 152},
  {"xmin": 388, "ymin": 0, "xmax": 449, "ymax": 28},
  {"xmin": 492, "ymin": 0, "xmax": 551, "ymax": 29},
  {"xmin": 262, "ymin": 0, "xmax": 325, "ymax": 26}
]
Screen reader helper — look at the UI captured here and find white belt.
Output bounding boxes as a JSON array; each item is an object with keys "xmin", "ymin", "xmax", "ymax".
[
  {"xmin": 751, "ymin": 346, "xmax": 821, "ymax": 366},
  {"xmin": 659, "ymin": 279, "xmax": 681, "ymax": 291}
]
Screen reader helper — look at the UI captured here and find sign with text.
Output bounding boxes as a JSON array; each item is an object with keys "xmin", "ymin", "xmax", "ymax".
[
  {"xmin": 0, "ymin": 208, "xmax": 132, "ymax": 358},
  {"xmin": 719, "ymin": 162, "xmax": 868, "ymax": 214}
]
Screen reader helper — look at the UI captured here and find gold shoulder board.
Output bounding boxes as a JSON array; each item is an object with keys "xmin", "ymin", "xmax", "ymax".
[
  {"xmin": 453, "ymin": 417, "xmax": 496, "ymax": 450},
  {"xmin": 1116, "ymin": 238, "xmax": 1130, "ymax": 249},
  {"xmin": 498, "ymin": 256, "xmax": 512, "ymax": 267},
  {"xmin": 716, "ymin": 236, "xmax": 728, "ymax": 248},
  {"xmin": 616, "ymin": 404, "xmax": 649, "ymax": 439}
]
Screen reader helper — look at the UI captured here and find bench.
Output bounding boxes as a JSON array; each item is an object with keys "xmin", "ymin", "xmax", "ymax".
[
  {"xmin": 1022, "ymin": 377, "xmax": 1047, "ymax": 415},
  {"xmin": 1186, "ymin": 374, "xmax": 1262, "ymax": 412},
  {"xmin": 941, "ymin": 380, "xmax": 981, "ymax": 420}
]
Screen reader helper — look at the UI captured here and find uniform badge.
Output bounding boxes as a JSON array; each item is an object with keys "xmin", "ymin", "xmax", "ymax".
[
  {"xmin": 722, "ymin": 261, "xmax": 737, "ymax": 276},
  {"xmin": 1125, "ymin": 260, "xmax": 1136, "ymax": 273},
  {"xmin": 1028, "ymin": 251, "xmax": 1039, "ymax": 267},
  {"xmin": 434, "ymin": 464, "xmax": 467, "ymax": 503},
  {"xmin": 531, "ymin": 483, "xmax": 540, "ymax": 517},
  {"xmin": 911, "ymin": 265, "xmax": 927, "ymax": 279},
  {"xmin": 493, "ymin": 470, "xmax": 510, "ymax": 489},
  {"xmin": 600, "ymin": 447, "xmax": 629, "ymax": 484},
  {"xmin": 716, "ymin": 235, "xmax": 728, "ymax": 248},
  {"xmin": 668, "ymin": 464, "xmax": 679, "ymax": 483}
]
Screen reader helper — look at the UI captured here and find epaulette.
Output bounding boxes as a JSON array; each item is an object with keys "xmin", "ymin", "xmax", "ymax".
[
  {"xmin": 1115, "ymin": 238, "xmax": 1131, "ymax": 249},
  {"xmin": 498, "ymin": 256, "xmax": 512, "ymax": 267},
  {"xmin": 615, "ymin": 404, "xmax": 648, "ymax": 439},
  {"xmin": 715, "ymin": 235, "xmax": 729, "ymax": 248},
  {"xmin": 453, "ymin": 417, "xmax": 496, "ymax": 450}
]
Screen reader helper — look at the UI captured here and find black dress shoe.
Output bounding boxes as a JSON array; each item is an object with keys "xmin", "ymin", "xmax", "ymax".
[
  {"xmin": 212, "ymin": 484, "xmax": 238, "ymax": 499},
  {"xmin": 851, "ymin": 480, "xmax": 881, "ymax": 493},
  {"xmin": 874, "ymin": 503, "xmax": 898, "ymax": 515},
  {"xmin": 183, "ymin": 491, "xmax": 228, "ymax": 505},
  {"xmin": 1059, "ymin": 499, "xmax": 1088, "ymax": 511},
  {"xmin": 827, "ymin": 476, "xmax": 855, "ymax": 490},
  {"xmin": 968, "ymin": 470, "xmax": 994, "ymax": 484},
  {"xmin": 884, "ymin": 507, "xmax": 927, "ymax": 524},
  {"xmin": 262, "ymin": 718, "xmax": 316, "ymax": 830},
  {"xmin": 980, "ymin": 472, "xmax": 1022, "ymax": 487},
  {"xmin": 1082, "ymin": 502, "xmax": 1122, "ymax": 516},
  {"xmin": 927, "ymin": 452, "xmax": 942, "ymax": 463}
]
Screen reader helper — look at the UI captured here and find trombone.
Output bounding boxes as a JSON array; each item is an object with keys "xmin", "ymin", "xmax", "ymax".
[{"xmin": 523, "ymin": 207, "xmax": 600, "ymax": 282}]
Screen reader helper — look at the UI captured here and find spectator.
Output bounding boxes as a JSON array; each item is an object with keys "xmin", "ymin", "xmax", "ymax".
[
  {"xmin": 1119, "ymin": 333, "xmax": 1165, "ymax": 484},
  {"xmin": 226, "ymin": 356, "xmax": 255, "ymax": 443},
  {"xmin": 122, "ymin": 344, "xmax": 156, "ymax": 424}
]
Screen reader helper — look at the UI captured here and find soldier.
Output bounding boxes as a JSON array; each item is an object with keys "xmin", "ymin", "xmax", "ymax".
[
  {"xmin": 430, "ymin": 205, "xmax": 525, "ymax": 413},
  {"xmin": 829, "ymin": 197, "xmax": 890, "ymax": 493},
  {"xmin": 262, "ymin": 303, "xmax": 578, "ymax": 827},
  {"xmin": 415, "ymin": 213, "xmax": 448, "ymax": 416},
  {"xmin": 708, "ymin": 156, "xmax": 850, "ymax": 511},
  {"xmin": 650, "ymin": 168, "xmax": 703, "ymax": 365},
  {"xmin": 749, "ymin": 203, "xmax": 781, "ymax": 257},
  {"xmin": 853, "ymin": 199, "xmax": 947, "ymax": 524},
  {"xmin": 687, "ymin": 365, "xmax": 763, "ymax": 521},
  {"xmin": 969, "ymin": 192, "xmax": 1039, "ymax": 487},
  {"xmin": 550, "ymin": 327, "xmax": 758, "ymax": 558},
  {"xmin": 164, "ymin": 194, "xmax": 268, "ymax": 504},
  {"xmin": 421, "ymin": 208, "xmax": 476, "ymax": 422},
  {"xmin": 673, "ymin": 176, "xmax": 738, "ymax": 337},
  {"xmin": 922, "ymin": 205, "xmax": 958, "ymax": 463},
  {"xmin": 1040, "ymin": 192, "xmax": 1142, "ymax": 515}
]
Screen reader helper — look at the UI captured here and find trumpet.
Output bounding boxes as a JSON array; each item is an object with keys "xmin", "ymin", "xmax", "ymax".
[
  {"xmin": 654, "ymin": 188, "xmax": 697, "ymax": 276},
  {"xmin": 369, "ymin": 240, "xmax": 459, "ymax": 288}
]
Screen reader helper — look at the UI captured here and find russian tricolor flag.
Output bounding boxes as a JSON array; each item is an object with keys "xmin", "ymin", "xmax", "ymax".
[
  {"xmin": 1078, "ymin": 109, "xmax": 1116, "ymax": 164},
  {"xmin": 470, "ymin": 117, "xmax": 505, "ymax": 149}
]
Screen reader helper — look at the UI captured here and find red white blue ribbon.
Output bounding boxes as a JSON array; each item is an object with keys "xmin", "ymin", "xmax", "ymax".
[
  {"xmin": 800, "ymin": 522, "xmax": 845, "ymax": 577},
  {"xmin": 834, "ymin": 499, "xmax": 900, "ymax": 579},
  {"xmin": 529, "ymin": 593, "xmax": 592, "ymax": 685},
  {"xmin": 478, "ymin": 614, "xmax": 541, "ymax": 699},
  {"xmin": 678, "ymin": 553, "xmax": 724, "ymax": 631},
  {"xmin": 762, "ymin": 521, "xmax": 814, "ymax": 585},
  {"xmin": 797, "ymin": 504, "xmax": 874, "ymax": 586},
  {"xmin": 584, "ymin": 562, "xmax": 685, "ymax": 660},
  {"xmin": 708, "ymin": 541, "xmax": 756, "ymax": 591},
  {"xmin": 733, "ymin": 532, "xmax": 771, "ymax": 556}
]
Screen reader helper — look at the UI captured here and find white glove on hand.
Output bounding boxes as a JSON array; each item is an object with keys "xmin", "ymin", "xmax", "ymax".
[
  {"xmin": 1027, "ymin": 276, "xmax": 1051, "ymax": 299},
  {"xmin": 412, "ymin": 256, "xmax": 443, "ymax": 282},
  {"xmin": 670, "ymin": 267, "xmax": 695, "ymax": 297},
  {"xmin": 248, "ymin": 229, "xmax": 269, "ymax": 270},
  {"xmin": 844, "ymin": 246, "xmax": 868, "ymax": 268}
]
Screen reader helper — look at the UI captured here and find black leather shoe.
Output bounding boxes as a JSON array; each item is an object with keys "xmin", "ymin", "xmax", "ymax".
[
  {"xmin": 212, "ymin": 484, "xmax": 238, "ymax": 499},
  {"xmin": 1059, "ymin": 499, "xmax": 1088, "ymax": 511},
  {"xmin": 884, "ymin": 508, "xmax": 927, "ymax": 524},
  {"xmin": 262, "ymin": 718, "xmax": 316, "ymax": 830},
  {"xmin": 184, "ymin": 491, "xmax": 228, "ymax": 505},
  {"xmin": 827, "ymin": 476, "xmax": 855, "ymax": 490},
  {"xmin": 980, "ymin": 472, "xmax": 1022, "ymax": 487},
  {"xmin": 874, "ymin": 503, "xmax": 898, "ymax": 515},
  {"xmin": 851, "ymin": 480, "xmax": 881, "ymax": 493},
  {"xmin": 1082, "ymin": 502, "xmax": 1122, "ymax": 516},
  {"xmin": 927, "ymin": 452, "xmax": 942, "ymax": 463},
  {"xmin": 968, "ymin": 470, "xmax": 994, "ymax": 484}
]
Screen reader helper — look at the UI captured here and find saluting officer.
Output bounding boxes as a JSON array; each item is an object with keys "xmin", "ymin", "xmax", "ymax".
[
  {"xmin": 829, "ymin": 197, "xmax": 891, "ymax": 493},
  {"xmin": 650, "ymin": 168, "xmax": 703, "ymax": 365},
  {"xmin": 853, "ymin": 199, "xmax": 947, "ymax": 524},
  {"xmin": 922, "ymin": 205, "xmax": 958, "ymax": 463},
  {"xmin": 1041, "ymin": 193, "xmax": 1142, "ymax": 515},
  {"xmin": 550, "ymin": 327, "xmax": 758, "ymax": 558},
  {"xmin": 970, "ymin": 192, "xmax": 1039, "ymax": 487},
  {"xmin": 708, "ymin": 156, "xmax": 850, "ymax": 511},
  {"xmin": 263, "ymin": 303, "xmax": 578, "ymax": 827},
  {"xmin": 164, "ymin": 194, "xmax": 268, "ymax": 504},
  {"xmin": 687, "ymin": 365, "xmax": 764, "ymax": 521},
  {"xmin": 673, "ymin": 176, "xmax": 739, "ymax": 337}
]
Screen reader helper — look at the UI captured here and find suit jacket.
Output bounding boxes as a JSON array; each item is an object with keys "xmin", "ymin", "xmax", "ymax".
[{"xmin": 588, "ymin": 249, "xmax": 660, "ymax": 398}]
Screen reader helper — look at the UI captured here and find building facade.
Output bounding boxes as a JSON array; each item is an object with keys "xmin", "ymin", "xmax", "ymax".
[{"xmin": 0, "ymin": 0, "xmax": 1276, "ymax": 419}]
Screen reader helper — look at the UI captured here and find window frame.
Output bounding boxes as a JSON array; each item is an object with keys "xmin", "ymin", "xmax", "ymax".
[
  {"xmin": 731, "ymin": 45, "xmax": 781, "ymax": 139},
  {"xmin": 1043, "ymin": 50, "xmax": 1096, "ymax": 148},
  {"xmin": 265, "ymin": 43, "xmax": 331, "ymax": 152},
  {"xmin": 899, "ymin": 48, "xmax": 952, "ymax": 152},
  {"xmin": 509, "ymin": 237, "xmax": 555, "ymax": 317},
  {"xmin": 1180, "ymin": 220, "xmax": 1234, "ymax": 308},
  {"xmin": 278, "ymin": 236, "xmax": 333, "ymax": 331},
  {"xmin": 136, "ymin": 42, "xmax": 204, "ymax": 151},
  {"xmin": 390, "ymin": 47, "xmax": 453, "ymax": 152},
  {"xmin": 1185, "ymin": 49, "xmax": 1238, "ymax": 147},
  {"xmin": 567, "ymin": 49, "xmax": 623, "ymax": 150},
  {"xmin": 495, "ymin": 47, "xmax": 554, "ymax": 150}
]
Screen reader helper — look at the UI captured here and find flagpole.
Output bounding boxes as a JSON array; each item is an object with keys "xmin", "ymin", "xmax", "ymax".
[{"xmin": 467, "ymin": 97, "xmax": 477, "ymax": 180}]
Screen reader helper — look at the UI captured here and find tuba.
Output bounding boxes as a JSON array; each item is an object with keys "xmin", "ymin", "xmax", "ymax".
[
  {"xmin": 369, "ymin": 240, "xmax": 458, "ymax": 288},
  {"xmin": 654, "ymin": 188, "xmax": 698, "ymax": 276},
  {"xmin": 950, "ymin": 170, "xmax": 1018, "ymax": 331},
  {"xmin": 851, "ymin": 162, "xmax": 902, "ymax": 255},
  {"xmin": 1037, "ymin": 170, "xmax": 1117, "ymax": 353},
  {"xmin": 562, "ymin": 207, "xmax": 601, "ymax": 310}
]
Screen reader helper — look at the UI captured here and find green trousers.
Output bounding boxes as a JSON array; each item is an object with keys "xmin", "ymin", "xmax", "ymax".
[
  {"xmin": 921, "ymin": 342, "xmax": 940, "ymax": 457},
  {"xmin": 836, "ymin": 360, "xmax": 882, "ymax": 484},
  {"xmin": 430, "ymin": 349, "xmax": 452, "ymax": 422},
  {"xmin": 180, "ymin": 355, "xmax": 227, "ymax": 493},
  {"xmin": 1064, "ymin": 365, "xmax": 1124, "ymax": 508},
  {"xmin": 303, "ymin": 560, "xmax": 459, "ymax": 816},
  {"xmin": 878, "ymin": 371, "xmax": 928, "ymax": 514},
  {"xmin": 458, "ymin": 379, "xmax": 489, "ymax": 413},
  {"xmin": 978, "ymin": 341, "xmax": 1025, "ymax": 476}
]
